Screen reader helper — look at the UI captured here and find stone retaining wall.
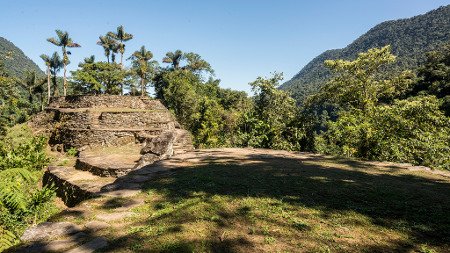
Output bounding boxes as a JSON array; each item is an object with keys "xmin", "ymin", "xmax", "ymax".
[
  {"xmin": 98, "ymin": 111, "xmax": 175, "ymax": 128},
  {"xmin": 49, "ymin": 95, "xmax": 166, "ymax": 110}
]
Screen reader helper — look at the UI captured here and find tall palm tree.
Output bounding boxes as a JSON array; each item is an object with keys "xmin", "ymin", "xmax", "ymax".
[
  {"xmin": 107, "ymin": 25, "xmax": 133, "ymax": 67},
  {"xmin": 40, "ymin": 54, "xmax": 52, "ymax": 104},
  {"xmin": 163, "ymin": 50, "xmax": 184, "ymax": 69},
  {"xmin": 49, "ymin": 52, "xmax": 63, "ymax": 97},
  {"xmin": 97, "ymin": 35, "xmax": 118, "ymax": 63},
  {"xmin": 129, "ymin": 46, "xmax": 157, "ymax": 96},
  {"xmin": 47, "ymin": 30, "xmax": 81, "ymax": 96}
]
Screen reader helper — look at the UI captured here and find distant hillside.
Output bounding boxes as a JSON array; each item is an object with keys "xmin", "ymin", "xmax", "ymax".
[
  {"xmin": 281, "ymin": 5, "xmax": 450, "ymax": 103},
  {"xmin": 0, "ymin": 37, "xmax": 43, "ymax": 77}
]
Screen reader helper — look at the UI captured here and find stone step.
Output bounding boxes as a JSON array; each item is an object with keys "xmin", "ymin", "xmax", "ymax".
[
  {"xmin": 75, "ymin": 144, "xmax": 142, "ymax": 177},
  {"xmin": 43, "ymin": 166, "xmax": 141, "ymax": 207},
  {"xmin": 75, "ymin": 158, "xmax": 137, "ymax": 178},
  {"xmin": 67, "ymin": 127, "xmax": 165, "ymax": 132}
]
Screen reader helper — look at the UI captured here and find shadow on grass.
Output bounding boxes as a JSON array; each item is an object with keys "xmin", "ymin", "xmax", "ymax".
[
  {"xmin": 126, "ymin": 153, "xmax": 449, "ymax": 252},
  {"xmin": 14, "ymin": 150, "xmax": 450, "ymax": 252}
]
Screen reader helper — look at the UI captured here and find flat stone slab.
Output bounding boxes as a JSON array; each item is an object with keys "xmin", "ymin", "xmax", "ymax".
[
  {"xmin": 77, "ymin": 145, "xmax": 142, "ymax": 177},
  {"xmin": 66, "ymin": 237, "xmax": 108, "ymax": 253},
  {"xmin": 84, "ymin": 221, "xmax": 110, "ymax": 232},
  {"xmin": 21, "ymin": 222, "xmax": 82, "ymax": 242}
]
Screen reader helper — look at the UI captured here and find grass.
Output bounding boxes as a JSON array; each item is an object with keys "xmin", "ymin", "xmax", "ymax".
[{"xmin": 96, "ymin": 153, "xmax": 450, "ymax": 252}]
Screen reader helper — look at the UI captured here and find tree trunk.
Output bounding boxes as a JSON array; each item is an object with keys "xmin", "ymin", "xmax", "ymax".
[
  {"xmin": 141, "ymin": 78, "xmax": 144, "ymax": 97},
  {"xmin": 52, "ymin": 75, "xmax": 59, "ymax": 96},
  {"xmin": 47, "ymin": 66, "xmax": 51, "ymax": 104},
  {"xmin": 63, "ymin": 63, "xmax": 67, "ymax": 96}
]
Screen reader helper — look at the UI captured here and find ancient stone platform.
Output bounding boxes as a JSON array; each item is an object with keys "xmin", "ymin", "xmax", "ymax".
[{"xmin": 30, "ymin": 95, "xmax": 194, "ymax": 207}]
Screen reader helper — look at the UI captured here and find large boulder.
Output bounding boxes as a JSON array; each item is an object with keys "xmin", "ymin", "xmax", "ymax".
[{"xmin": 138, "ymin": 131, "xmax": 176, "ymax": 168}]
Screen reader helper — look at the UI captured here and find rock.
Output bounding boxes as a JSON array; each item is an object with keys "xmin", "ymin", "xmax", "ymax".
[
  {"xmin": 66, "ymin": 237, "xmax": 108, "ymax": 253},
  {"xmin": 20, "ymin": 222, "xmax": 82, "ymax": 242},
  {"xmin": 141, "ymin": 131, "xmax": 175, "ymax": 157},
  {"xmin": 138, "ymin": 153, "xmax": 159, "ymax": 166},
  {"xmin": 84, "ymin": 221, "xmax": 110, "ymax": 232}
]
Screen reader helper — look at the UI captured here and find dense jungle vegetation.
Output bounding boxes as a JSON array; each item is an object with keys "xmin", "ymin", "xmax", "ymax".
[{"xmin": 0, "ymin": 20, "xmax": 449, "ymax": 251}]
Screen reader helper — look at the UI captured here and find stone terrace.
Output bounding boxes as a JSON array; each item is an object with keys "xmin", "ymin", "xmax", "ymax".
[{"xmin": 30, "ymin": 95, "xmax": 194, "ymax": 206}]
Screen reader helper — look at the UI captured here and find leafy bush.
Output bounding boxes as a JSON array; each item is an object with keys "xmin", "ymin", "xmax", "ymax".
[
  {"xmin": 0, "ymin": 129, "xmax": 56, "ymax": 252},
  {"xmin": 316, "ymin": 96, "xmax": 450, "ymax": 170}
]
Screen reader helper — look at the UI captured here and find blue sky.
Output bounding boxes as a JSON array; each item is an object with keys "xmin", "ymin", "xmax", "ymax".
[{"xmin": 1, "ymin": 0, "xmax": 449, "ymax": 94}]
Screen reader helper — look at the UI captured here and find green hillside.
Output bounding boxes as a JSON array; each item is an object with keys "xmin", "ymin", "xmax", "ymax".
[
  {"xmin": 0, "ymin": 37, "xmax": 43, "ymax": 77},
  {"xmin": 281, "ymin": 5, "xmax": 450, "ymax": 103}
]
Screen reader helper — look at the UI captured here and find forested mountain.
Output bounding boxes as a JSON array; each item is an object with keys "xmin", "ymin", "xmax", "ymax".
[
  {"xmin": 0, "ymin": 37, "xmax": 43, "ymax": 77},
  {"xmin": 281, "ymin": 5, "xmax": 450, "ymax": 103}
]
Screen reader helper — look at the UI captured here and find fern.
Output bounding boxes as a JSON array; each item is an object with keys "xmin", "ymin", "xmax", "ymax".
[
  {"xmin": 0, "ymin": 226, "xmax": 18, "ymax": 253},
  {"xmin": 0, "ymin": 168, "xmax": 36, "ymax": 214}
]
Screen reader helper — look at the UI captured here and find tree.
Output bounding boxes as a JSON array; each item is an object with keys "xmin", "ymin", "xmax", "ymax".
[
  {"xmin": 71, "ymin": 62, "xmax": 130, "ymax": 95},
  {"xmin": 80, "ymin": 55, "xmax": 95, "ymax": 66},
  {"xmin": 316, "ymin": 96, "xmax": 450, "ymax": 170},
  {"xmin": 47, "ymin": 52, "xmax": 63, "ymax": 97},
  {"xmin": 128, "ymin": 46, "xmax": 158, "ymax": 96},
  {"xmin": 238, "ymin": 73, "xmax": 301, "ymax": 150},
  {"xmin": 39, "ymin": 54, "xmax": 52, "ymax": 104},
  {"xmin": 107, "ymin": 25, "xmax": 133, "ymax": 67},
  {"xmin": 184, "ymin": 52, "xmax": 213, "ymax": 74},
  {"xmin": 97, "ymin": 35, "xmax": 118, "ymax": 63},
  {"xmin": 318, "ymin": 46, "xmax": 414, "ymax": 112},
  {"xmin": 413, "ymin": 43, "xmax": 450, "ymax": 115},
  {"xmin": 47, "ymin": 30, "xmax": 81, "ymax": 96},
  {"xmin": 162, "ymin": 50, "xmax": 184, "ymax": 69},
  {"xmin": 18, "ymin": 71, "xmax": 46, "ymax": 110}
]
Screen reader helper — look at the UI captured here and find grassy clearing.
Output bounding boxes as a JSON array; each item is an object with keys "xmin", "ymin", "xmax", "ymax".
[{"xmin": 96, "ymin": 152, "xmax": 450, "ymax": 252}]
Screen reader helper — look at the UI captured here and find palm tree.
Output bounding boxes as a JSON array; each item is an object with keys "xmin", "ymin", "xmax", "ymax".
[
  {"xmin": 163, "ymin": 50, "xmax": 184, "ymax": 69},
  {"xmin": 47, "ymin": 30, "xmax": 81, "ymax": 96},
  {"xmin": 128, "ymin": 46, "xmax": 157, "ymax": 96},
  {"xmin": 97, "ymin": 35, "xmax": 118, "ymax": 63},
  {"xmin": 40, "ymin": 54, "xmax": 52, "ymax": 104},
  {"xmin": 107, "ymin": 25, "xmax": 133, "ymax": 67},
  {"xmin": 19, "ymin": 71, "xmax": 46, "ymax": 110},
  {"xmin": 49, "ymin": 52, "xmax": 63, "ymax": 96}
]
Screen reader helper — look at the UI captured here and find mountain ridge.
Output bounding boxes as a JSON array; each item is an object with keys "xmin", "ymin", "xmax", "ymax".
[
  {"xmin": 281, "ymin": 5, "xmax": 450, "ymax": 103},
  {"xmin": 0, "ymin": 36, "xmax": 43, "ymax": 77}
]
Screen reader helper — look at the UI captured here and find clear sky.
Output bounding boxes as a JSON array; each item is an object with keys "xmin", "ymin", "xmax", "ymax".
[{"xmin": 1, "ymin": 0, "xmax": 449, "ymax": 94}]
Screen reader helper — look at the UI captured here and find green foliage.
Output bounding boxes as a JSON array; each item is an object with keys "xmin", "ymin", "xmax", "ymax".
[
  {"xmin": 71, "ymin": 61, "xmax": 131, "ymax": 94},
  {"xmin": 237, "ymin": 73, "xmax": 302, "ymax": 150},
  {"xmin": 0, "ymin": 128, "xmax": 55, "ymax": 251},
  {"xmin": 156, "ymin": 65, "xmax": 250, "ymax": 148},
  {"xmin": 307, "ymin": 46, "xmax": 450, "ymax": 170},
  {"xmin": 320, "ymin": 46, "xmax": 414, "ymax": 111},
  {"xmin": 282, "ymin": 5, "xmax": 450, "ymax": 104},
  {"xmin": 0, "ymin": 136, "xmax": 49, "ymax": 171},
  {"xmin": 107, "ymin": 25, "xmax": 133, "ymax": 66},
  {"xmin": 412, "ymin": 43, "xmax": 450, "ymax": 116},
  {"xmin": 0, "ymin": 226, "xmax": 18, "ymax": 253},
  {"xmin": 128, "ymin": 46, "xmax": 158, "ymax": 96},
  {"xmin": 316, "ymin": 96, "xmax": 450, "ymax": 170},
  {"xmin": 0, "ymin": 63, "xmax": 36, "ymax": 136},
  {"xmin": 66, "ymin": 147, "xmax": 78, "ymax": 157},
  {"xmin": 0, "ymin": 37, "xmax": 43, "ymax": 78}
]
